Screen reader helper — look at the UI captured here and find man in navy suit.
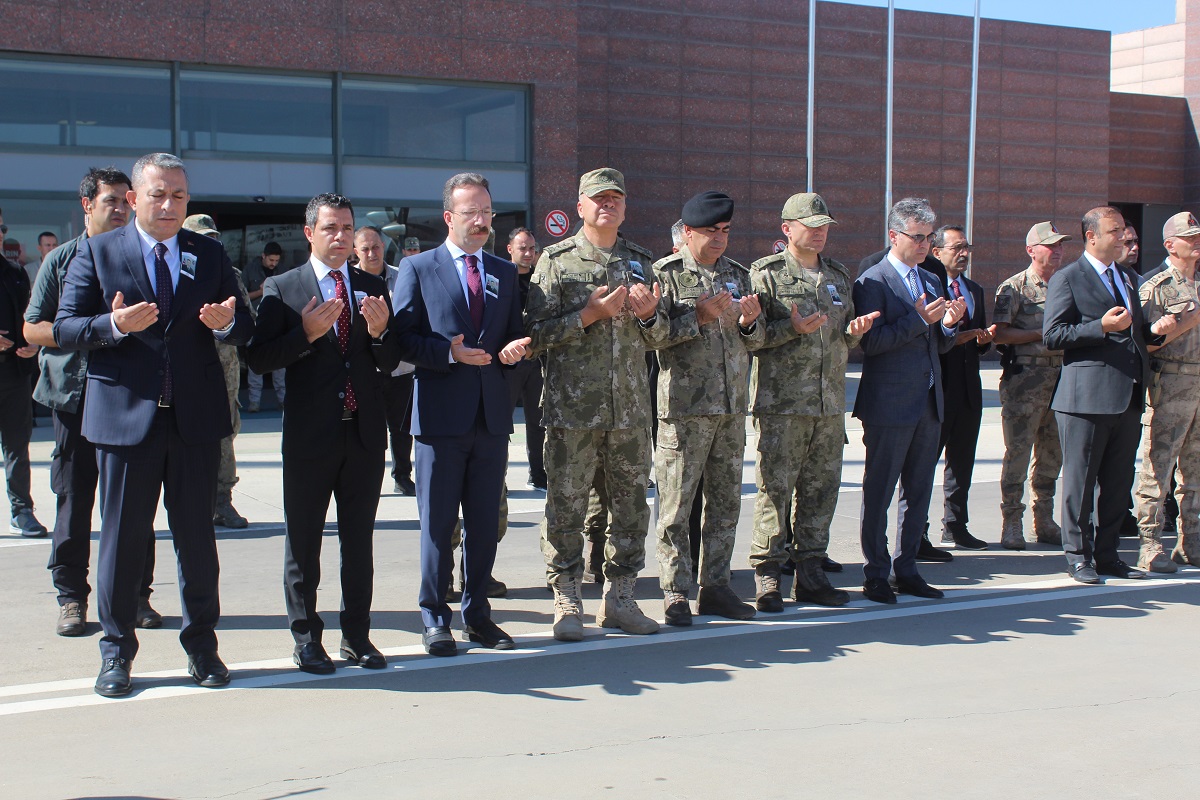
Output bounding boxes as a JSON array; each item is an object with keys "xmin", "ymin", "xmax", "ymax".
[
  {"xmin": 852, "ymin": 198, "xmax": 966, "ymax": 604},
  {"xmin": 54, "ymin": 153, "xmax": 252, "ymax": 697},
  {"xmin": 247, "ymin": 194, "xmax": 400, "ymax": 675},
  {"xmin": 392, "ymin": 172, "xmax": 530, "ymax": 656}
]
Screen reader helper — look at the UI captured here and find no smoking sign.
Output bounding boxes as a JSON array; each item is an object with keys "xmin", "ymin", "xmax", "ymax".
[{"xmin": 545, "ymin": 209, "xmax": 570, "ymax": 238}]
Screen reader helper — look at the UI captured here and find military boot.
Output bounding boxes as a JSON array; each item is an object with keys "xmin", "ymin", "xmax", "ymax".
[
  {"xmin": 550, "ymin": 574, "xmax": 585, "ymax": 641},
  {"xmin": 792, "ymin": 556, "xmax": 850, "ymax": 607},
  {"xmin": 1000, "ymin": 516, "xmax": 1026, "ymax": 550},
  {"xmin": 1138, "ymin": 534, "xmax": 1177, "ymax": 574},
  {"xmin": 663, "ymin": 590, "xmax": 692, "ymax": 626},
  {"xmin": 213, "ymin": 491, "xmax": 248, "ymax": 529},
  {"xmin": 754, "ymin": 563, "xmax": 783, "ymax": 613},
  {"xmin": 696, "ymin": 584, "xmax": 756, "ymax": 620},
  {"xmin": 597, "ymin": 574, "xmax": 659, "ymax": 635},
  {"xmin": 1032, "ymin": 508, "xmax": 1061, "ymax": 545},
  {"xmin": 1171, "ymin": 533, "xmax": 1200, "ymax": 567}
]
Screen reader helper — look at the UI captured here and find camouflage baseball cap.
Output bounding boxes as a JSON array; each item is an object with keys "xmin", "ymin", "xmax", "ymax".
[
  {"xmin": 1163, "ymin": 211, "xmax": 1200, "ymax": 240},
  {"xmin": 1026, "ymin": 221, "xmax": 1070, "ymax": 246},
  {"xmin": 579, "ymin": 167, "xmax": 626, "ymax": 197},
  {"xmin": 781, "ymin": 193, "xmax": 836, "ymax": 227},
  {"xmin": 182, "ymin": 214, "xmax": 219, "ymax": 237},
  {"xmin": 403, "ymin": 236, "xmax": 420, "ymax": 250}
]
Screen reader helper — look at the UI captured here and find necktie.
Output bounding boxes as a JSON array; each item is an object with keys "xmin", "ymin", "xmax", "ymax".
[
  {"xmin": 330, "ymin": 270, "xmax": 357, "ymax": 412},
  {"xmin": 465, "ymin": 254, "xmax": 484, "ymax": 331},
  {"xmin": 153, "ymin": 243, "xmax": 174, "ymax": 405},
  {"xmin": 1107, "ymin": 267, "xmax": 1127, "ymax": 309},
  {"xmin": 906, "ymin": 268, "xmax": 935, "ymax": 388},
  {"xmin": 950, "ymin": 279, "xmax": 963, "ymax": 300}
]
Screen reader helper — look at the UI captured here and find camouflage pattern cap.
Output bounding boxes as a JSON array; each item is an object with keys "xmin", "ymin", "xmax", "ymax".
[
  {"xmin": 183, "ymin": 214, "xmax": 219, "ymax": 237},
  {"xmin": 1163, "ymin": 211, "xmax": 1200, "ymax": 240},
  {"xmin": 579, "ymin": 167, "xmax": 626, "ymax": 197},
  {"xmin": 1026, "ymin": 221, "xmax": 1071, "ymax": 246},
  {"xmin": 403, "ymin": 236, "xmax": 420, "ymax": 250},
  {"xmin": 781, "ymin": 193, "xmax": 836, "ymax": 227}
]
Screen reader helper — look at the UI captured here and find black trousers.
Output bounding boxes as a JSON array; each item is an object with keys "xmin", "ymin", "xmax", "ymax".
[
  {"xmin": 506, "ymin": 358, "xmax": 546, "ymax": 484},
  {"xmin": 282, "ymin": 416, "xmax": 384, "ymax": 645},
  {"xmin": 48, "ymin": 406, "xmax": 154, "ymax": 605},
  {"xmin": 937, "ymin": 395, "xmax": 982, "ymax": 533},
  {"xmin": 382, "ymin": 373, "xmax": 413, "ymax": 483},
  {"xmin": 0, "ymin": 361, "xmax": 34, "ymax": 516}
]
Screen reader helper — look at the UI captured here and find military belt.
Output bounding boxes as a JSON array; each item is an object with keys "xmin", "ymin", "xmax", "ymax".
[
  {"xmin": 1154, "ymin": 361, "xmax": 1200, "ymax": 376},
  {"xmin": 1012, "ymin": 355, "xmax": 1061, "ymax": 367}
]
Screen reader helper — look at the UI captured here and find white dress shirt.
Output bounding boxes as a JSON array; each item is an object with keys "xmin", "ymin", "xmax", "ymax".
[
  {"xmin": 1083, "ymin": 250, "xmax": 1132, "ymax": 308},
  {"xmin": 309, "ymin": 256, "xmax": 353, "ymax": 337}
]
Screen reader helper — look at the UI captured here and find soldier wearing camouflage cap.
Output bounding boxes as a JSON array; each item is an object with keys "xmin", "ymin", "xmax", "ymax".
[
  {"xmin": 747, "ymin": 193, "xmax": 878, "ymax": 611},
  {"xmin": 1132, "ymin": 211, "xmax": 1200, "ymax": 571},
  {"xmin": 648, "ymin": 191, "xmax": 765, "ymax": 625},
  {"xmin": 402, "ymin": 236, "xmax": 421, "ymax": 258},
  {"xmin": 525, "ymin": 167, "xmax": 667, "ymax": 641},
  {"xmin": 992, "ymin": 221, "xmax": 1070, "ymax": 549}
]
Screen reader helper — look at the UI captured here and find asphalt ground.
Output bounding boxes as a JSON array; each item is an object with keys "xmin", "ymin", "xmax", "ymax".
[{"xmin": 2, "ymin": 364, "xmax": 1197, "ymax": 799}]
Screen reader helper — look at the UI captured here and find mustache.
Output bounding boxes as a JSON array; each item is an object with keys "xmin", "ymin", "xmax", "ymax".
[{"xmin": 468, "ymin": 226, "xmax": 489, "ymax": 235}]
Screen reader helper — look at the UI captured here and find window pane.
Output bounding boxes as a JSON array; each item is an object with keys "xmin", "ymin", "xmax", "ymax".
[
  {"xmin": 342, "ymin": 80, "xmax": 526, "ymax": 163},
  {"xmin": 0, "ymin": 59, "xmax": 171, "ymax": 150},
  {"xmin": 181, "ymin": 70, "xmax": 332, "ymax": 156}
]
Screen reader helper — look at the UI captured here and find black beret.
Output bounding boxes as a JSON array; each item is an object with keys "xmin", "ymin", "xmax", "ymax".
[{"xmin": 681, "ymin": 191, "xmax": 734, "ymax": 228}]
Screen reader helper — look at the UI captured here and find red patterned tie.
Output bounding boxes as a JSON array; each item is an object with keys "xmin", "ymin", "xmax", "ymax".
[
  {"xmin": 330, "ymin": 270, "xmax": 357, "ymax": 412},
  {"xmin": 465, "ymin": 254, "xmax": 484, "ymax": 331},
  {"xmin": 951, "ymin": 279, "xmax": 963, "ymax": 300}
]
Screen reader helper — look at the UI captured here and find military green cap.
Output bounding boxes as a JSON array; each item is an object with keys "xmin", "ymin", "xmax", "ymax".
[
  {"xmin": 579, "ymin": 167, "xmax": 626, "ymax": 197},
  {"xmin": 781, "ymin": 193, "xmax": 836, "ymax": 227},
  {"xmin": 183, "ymin": 214, "xmax": 219, "ymax": 237},
  {"xmin": 1025, "ymin": 221, "xmax": 1070, "ymax": 247},
  {"xmin": 1163, "ymin": 211, "xmax": 1200, "ymax": 240},
  {"xmin": 403, "ymin": 236, "xmax": 420, "ymax": 250}
]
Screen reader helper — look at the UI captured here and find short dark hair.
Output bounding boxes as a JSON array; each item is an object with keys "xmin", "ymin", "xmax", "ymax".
[
  {"xmin": 508, "ymin": 226, "xmax": 534, "ymax": 242},
  {"xmin": 305, "ymin": 193, "xmax": 354, "ymax": 229},
  {"xmin": 1082, "ymin": 206, "xmax": 1122, "ymax": 239},
  {"xmin": 931, "ymin": 225, "xmax": 965, "ymax": 250},
  {"xmin": 38, "ymin": 231, "xmax": 57, "ymax": 244},
  {"xmin": 354, "ymin": 225, "xmax": 384, "ymax": 240},
  {"xmin": 262, "ymin": 241, "xmax": 283, "ymax": 257},
  {"xmin": 442, "ymin": 173, "xmax": 490, "ymax": 211},
  {"xmin": 79, "ymin": 166, "xmax": 132, "ymax": 201}
]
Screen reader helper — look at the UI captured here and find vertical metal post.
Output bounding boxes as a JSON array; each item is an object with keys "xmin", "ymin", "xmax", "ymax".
[
  {"xmin": 332, "ymin": 71, "xmax": 343, "ymax": 195},
  {"xmin": 807, "ymin": 0, "xmax": 816, "ymax": 192},
  {"xmin": 170, "ymin": 62, "xmax": 181, "ymax": 156},
  {"xmin": 885, "ymin": 0, "xmax": 894, "ymax": 238},
  {"xmin": 966, "ymin": 0, "xmax": 981, "ymax": 276}
]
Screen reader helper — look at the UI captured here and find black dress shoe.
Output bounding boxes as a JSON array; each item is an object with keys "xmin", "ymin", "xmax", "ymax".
[
  {"xmin": 862, "ymin": 578, "xmax": 897, "ymax": 604},
  {"xmin": 1096, "ymin": 560, "xmax": 1149, "ymax": 580},
  {"xmin": 1067, "ymin": 562, "xmax": 1102, "ymax": 584},
  {"xmin": 394, "ymin": 475, "xmax": 416, "ymax": 495},
  {"xmin": 917, "ymin": 535, "xmax": 954, "ymax": 562},
  {"xmin": 423, "ymin": 626, "xmax": 457, "ymax": 657},
  {"xmin": 187, "ymin": 651, "xmax": 231, "ymax": 687},
  {"xmin": 340, "ymin": 638, "xmax": 387, "ymax": 669},
  {"xmin": 891, "ymin": 574, "xmax": 945, "ymax": 599},
  {"xmin": 821, "ymin": 556, "xmax": 843, "ymax": 573},
  {"xmin": 293, "ymin": 642, "xmax": 336, "ymax": 674},
  {"xmin": 463, "ymin": 618, "xmax": 515, "ymax": 650},
  {"xmin": 948, "ymin": 529, "xmax": 989, "ymax": 550},
  {"xmin": 95, "ymin": 657, "xmax": 133, "ymax": 697}
]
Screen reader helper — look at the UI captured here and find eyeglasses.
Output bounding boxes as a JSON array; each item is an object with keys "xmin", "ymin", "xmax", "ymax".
[
  {"xmin": 894, "ymin": 229, "xmax": 933, "ymax": 245},
  {"xmin": 944, "ymin": 243, "xmax": 973, "ymax": 253},
  {"xmin": 449, "ymin": 208, "xmax": 497, "ymax": 221}
]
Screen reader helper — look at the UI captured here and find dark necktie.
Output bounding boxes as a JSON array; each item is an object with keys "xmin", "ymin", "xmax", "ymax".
[
  {"xmin": 153, "ymin": 243, "xmax": 174, "ymax": 405},
  {"xmin": 1107, "ymin": 267, "xmax": 1128, "ymax": 309},
  {"xmin": 465, "ymin": 254, "xmax": 484, "ymax": 331},
  {"xmin": 330, "ymin": 270, "xmax": 357, "ymax": 412}
]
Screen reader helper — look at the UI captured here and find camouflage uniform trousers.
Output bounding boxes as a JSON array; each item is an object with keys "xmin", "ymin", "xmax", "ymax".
[
  {"xmin": 749, "ymin": 412, "xmax": 844, "ymax": 566},
  {"xmin": 542, "ymin": 426, "xmax": 651, "ymax": 579},
  {"xmin": 1135, "ymin": 373, "xmax": 1200, "ymax": 539},
  {"xmin": 654, "ymin": 414, "xmax": 744, "ymax": 593},
  {"xmin": 998, "ymin": 366, "xmax": 1062, "ymax": 521},
  {"xmin": 217, "ymin": 343, "xmax": 241, "ymax": 495}
]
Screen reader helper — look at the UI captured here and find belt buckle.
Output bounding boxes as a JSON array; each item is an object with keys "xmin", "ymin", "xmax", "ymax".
[{"xmin": 158, "ymin": 398, "xmax": 172, "ymax": 408}]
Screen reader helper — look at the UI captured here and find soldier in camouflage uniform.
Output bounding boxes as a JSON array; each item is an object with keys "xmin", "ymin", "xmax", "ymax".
[
  {"xmin": 992, "ymin": 221, "xmax": 1068, "ymax": 549},
  {"xmin": 525, "ymin": 167, "xmax": 668, "ymax": 641},
  {"xmin": 649, "ymin": 191, "xmax": 764, "ymax": 625},
  {"xmin": 1134, "ymin": 211, "xmax": 1200, "ymax": 571},
  {"xmin": 748, "ymin": 193, "xmax": 878, "ymax": 611}
]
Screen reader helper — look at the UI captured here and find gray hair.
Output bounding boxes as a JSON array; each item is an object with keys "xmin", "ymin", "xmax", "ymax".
[
  {"xmin": 670, "ymin": 219, "xmax": 686, "ymax": 248},
  {"xmin": 887, "ymin": 197, "xmax": 936, "ymax": 233},
  {"xmin": 442, "ymin": 172, "xmax": 490, "ymax": 211},
  {"xmin": 131, "ymin": 153, "xmax": 187, "ymax": 189},
  {"xmin": 931, "ymin": 224, "xmax": 965, "ymax": 250},
  {"xmin": 1082, "ymin": 206, "xmax": 1122, "ymax": 239}
]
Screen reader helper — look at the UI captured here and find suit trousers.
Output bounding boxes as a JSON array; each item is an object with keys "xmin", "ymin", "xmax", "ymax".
[
  {"xmin": 414, "ymin": 409, "xmax": 508, "ymax": 629},
  {"xmin": 0, "ymin": 361, "xmax": 34, "ymax": 515},
  {"xmin": 282, "ymin": 416, "xmax": 384, "ymax": 645},
  {"xmin": 859, "ymin": 390, "xmax": 942, "ymax": 581},
  {"xmin": 506, "ymin": 357, "xmax": 546, "ymax": 485},
  {"xmin": 937, "ymin": 396, "xmax": 982, "ymax": 533},
  {"xmin": 382, "ymin": 373, "xmax": 413, "ymax": 483},
  {"xmin": 1056, "ymin": 386, "xmax": 1142, "ymax": 567},
  {"xmin": 48, "ymin": 406, "xmax": 154, "ymax": 605},
  {"xmin": 95, "ymin": 408, "xmax": 220, "ymax": 661}
]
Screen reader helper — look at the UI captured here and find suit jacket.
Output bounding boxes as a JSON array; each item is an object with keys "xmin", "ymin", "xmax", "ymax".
[
  {"xmin": 0, "ymin": 254, "xmax": 35, "ymax": 376},
  {"xmin": 1043, "ymin": 255, "xmax": 1155, "ymax": 416},
  {"xmin": 392, "ymin": 244, "xmax": 524, "ymax": 438},
  {"xmin": 53, "ymin": 224, "xmax": 252, "ymax": 447},
  {"xmin": 245, "ymin": 261, "xmax": 401, "ymax": 458},
  {"xmin": 940, "ymin": 274, "xmax": 990, "ymax": 411},
  {"xmin": 852, "ymin": 257, "xmax": 957, "ymax": 425}
]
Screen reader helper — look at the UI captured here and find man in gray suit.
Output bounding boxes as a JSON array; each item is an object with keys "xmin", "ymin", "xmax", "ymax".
[
  {"xmin": 853, "ymin": 198, "xmax": 967, "ymax": 604},
  {"xmin": 1044, "ymin": 206, "xmax": 1175, "ymax": 584}
]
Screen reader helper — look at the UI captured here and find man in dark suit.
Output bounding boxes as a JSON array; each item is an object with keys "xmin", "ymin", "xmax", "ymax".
[
  {"xmin": 852, "ymin": 198, "xmax": 966, "ymax": 604},
  {"xmin": 930, "ymin": 225, "xmax": 995, "ymax": 549},
  {"xmin": 1043, "ymin": 206, "xmax": 1176, "ymax": 584},
  {"xmin": 392, "ymin": 172, "xmax": 530, "ymax": 656},
  {"xmin": 54, "ymin": 153, "xmax": 252, "ymax": 697},
  {"xmin": 247, "ymin": 194, "xmax": 399, "ymax": 674}
]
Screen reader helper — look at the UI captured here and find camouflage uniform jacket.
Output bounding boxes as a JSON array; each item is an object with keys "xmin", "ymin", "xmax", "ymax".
[
  {"xmin": 1140, "ymin": 264, "xmax": 1200, "ymax": 365},
  {"xmin": 993, "ymin": 266, "xmax": 1061, "ymax": 359},
  {"xmin": 525, "ymin": 231, "xmax": 667, "ymax": 430},
  {"xmin": 748, "ymin": 251, "xmax": 860, "ymax": 416},
  {"xmin": 649, "ymin": 249, "xmax": 766, "ymax": 418}
]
